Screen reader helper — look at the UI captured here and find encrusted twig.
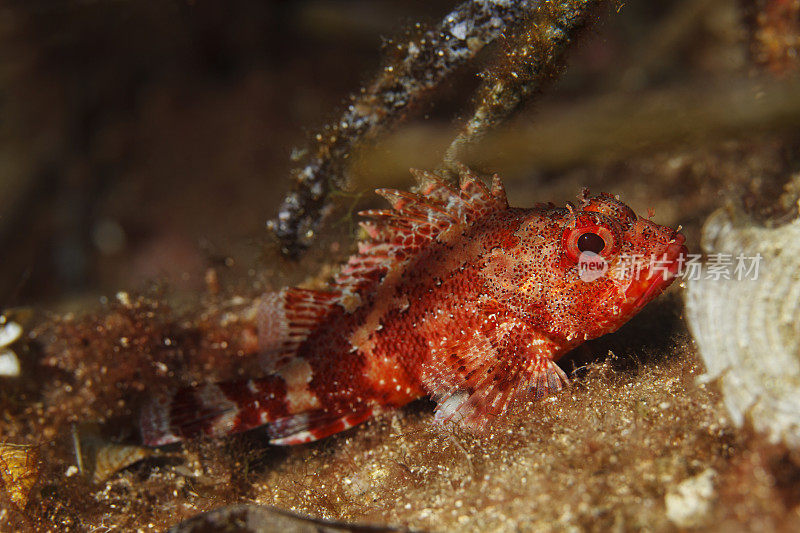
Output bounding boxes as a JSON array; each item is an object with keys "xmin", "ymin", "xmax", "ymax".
[
  {"xmin": 270, "ymin": 0, "xmax": 540, "ymax": 256},
  {"xmin": 271, "ymin": 0, "xmax": 605, "ymax": 256},
  {"xmin": 744, "ymin": 0, "xmax": 800, "ymax": 76},
  {"xmin": 444, "ymin": 0, "xmax": 603, "ymax": 165}
]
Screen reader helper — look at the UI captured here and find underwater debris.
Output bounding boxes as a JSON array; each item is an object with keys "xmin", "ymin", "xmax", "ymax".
[
  {"xmin": 745, "ymin": 0, "xmax": 800, "ymax": 76},
  {"xmin": 0, "ymin": 317, "xmax": 22, "ymax": 377},
  {"xmin": 72, "ymin": 424, "xmax": 156, "ymax": 484},
  {"xmin": 271, "ymin": 0, "xmax": 606, "ymax": 256},
  {"xmin": 168, "ymin": 503, "xmax": 403, "ymax": 533},
  {"xmin": 0, "ymin": 443, "xmax": 39, "ymax": 510},
  {"xmin": 664, "ymin": 468, "xmax": 717, "ymax": 528},
  {"xmin": 444, "ymin": 0, "xmax": 602, "ymax": 165},
  {"xmin": 685, "ymin": 205, "xmax": 800, "ymax": 447}
]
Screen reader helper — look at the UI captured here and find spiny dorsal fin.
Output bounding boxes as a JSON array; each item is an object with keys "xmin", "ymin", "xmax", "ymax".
[
  {"xmin": 411, "ymin": 167, "xmax": 508, "ymax": 223},
  {"xmin": 334, "ymin": 167, "xmax": 509, "ymax": 295}
]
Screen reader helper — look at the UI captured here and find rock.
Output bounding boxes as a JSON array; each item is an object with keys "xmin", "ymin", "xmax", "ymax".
[
  {"xmin": 0, "ymin": 349, "xmax": 20, "ymax": 377},
  {"xmin": 665, "ymin": 468, "xmax": 716, "ymax": 528},
  {"xmin": 0, "ymin": 319, "xmax": 22, "ymax": 377},
  {"xmin": 168, "ymin": 504, "xmax": 402, "ymax": 533}
]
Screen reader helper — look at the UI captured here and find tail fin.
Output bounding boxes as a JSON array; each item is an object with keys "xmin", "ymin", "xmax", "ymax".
[
  {"xmin": 140, "ymin": 377, "xmax": 375, "ymax": 447},
  {"xmin": 266, "ymin": 408, "xmax": 375, "ymax": 445},
  {"xmin": 141, "ymin": 380, "xmax": 266, "ymax": 446}
]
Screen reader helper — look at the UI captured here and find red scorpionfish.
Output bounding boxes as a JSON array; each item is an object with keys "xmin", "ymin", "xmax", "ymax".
[{"xmin": 141, "ymin": 168, "xmax": 687, "ymax": 446}]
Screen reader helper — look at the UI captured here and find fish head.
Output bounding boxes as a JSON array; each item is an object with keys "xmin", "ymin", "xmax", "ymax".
[
  {"xmin": 482, "ymin": 192, "xmax": 687, "ymax": 345},
  {"xmin": 557, "ymin": 192, "xmax": 688, "ymax": 339}
]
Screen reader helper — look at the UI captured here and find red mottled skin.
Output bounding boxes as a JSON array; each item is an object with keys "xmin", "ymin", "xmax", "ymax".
[{"xmin": 141, "ymin": 169, "xmax": 687, "ymax": 446}]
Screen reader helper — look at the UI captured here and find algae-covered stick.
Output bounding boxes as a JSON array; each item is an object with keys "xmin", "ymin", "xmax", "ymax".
[{"xmin": 271, "ymin": 0, "xmax": 605, "ymax": 257}]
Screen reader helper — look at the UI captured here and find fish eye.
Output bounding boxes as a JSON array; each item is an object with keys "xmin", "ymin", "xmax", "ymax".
[
  {"xmin": 562, "ymin": 217, "xmax": 619, "ymax": 263},
  {"xmin": 577, "ymin": 232, "xmax": 605, "ymax": 254}
]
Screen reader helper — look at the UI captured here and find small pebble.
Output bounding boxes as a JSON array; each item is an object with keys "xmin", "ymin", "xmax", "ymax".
[
  {"xmin": 0, "ymin": 349, "xmax": 20, "ymax": 377},
  {"xmin": 665, "ymin": 468, "xmax": 716, "ymax": 528},
  {"xmin": 0, "ymin": 320, "xmax": 22, "ymax": 347}
]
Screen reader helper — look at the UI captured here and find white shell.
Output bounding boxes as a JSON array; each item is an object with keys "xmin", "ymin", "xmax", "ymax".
[
  {"xmin": 72, "ymin": 424, "xmax": 155, "ymax": 483},
  {"xmin": 0, "ymin": 320, "xmax": 22, "ymax": 347},
  {"xmin": 685, "ymin": 208, "xmax": 800, "ymax": 447},
  {"xmin": 0, "ymin": 443, "xmax": 39, "ymax": 509},
  {"xmin": 0, "ymin": 349, "xmax": 20, "ymax": 377}
]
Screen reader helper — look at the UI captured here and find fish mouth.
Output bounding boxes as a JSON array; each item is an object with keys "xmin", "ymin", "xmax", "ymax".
[{"xmin": 623, "ymin": 234, "xmax": 688, "ymax": 315}]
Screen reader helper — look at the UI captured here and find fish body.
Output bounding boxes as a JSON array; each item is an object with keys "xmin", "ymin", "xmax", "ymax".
[{"xmin": 141, "ymin": 169, "xmax": 687, "ymax": 446}]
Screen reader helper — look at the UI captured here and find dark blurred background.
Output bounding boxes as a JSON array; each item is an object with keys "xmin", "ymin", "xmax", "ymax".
[{"xmin": 0, "ymin": 0, "xmax": 790, "ymax": 306}]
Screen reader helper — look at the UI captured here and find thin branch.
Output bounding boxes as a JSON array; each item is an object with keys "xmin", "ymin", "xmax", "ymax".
[
  {"xmin": 270, "ymin": 0, "xmax": 540, "ymax": 256},
  {"xmin": 271, "ymin": 0, "xmax": 606, "ymax": 257},
  {"xmin": 444, "ymin": 0, "xmax": 604, "ymax": 166}
]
